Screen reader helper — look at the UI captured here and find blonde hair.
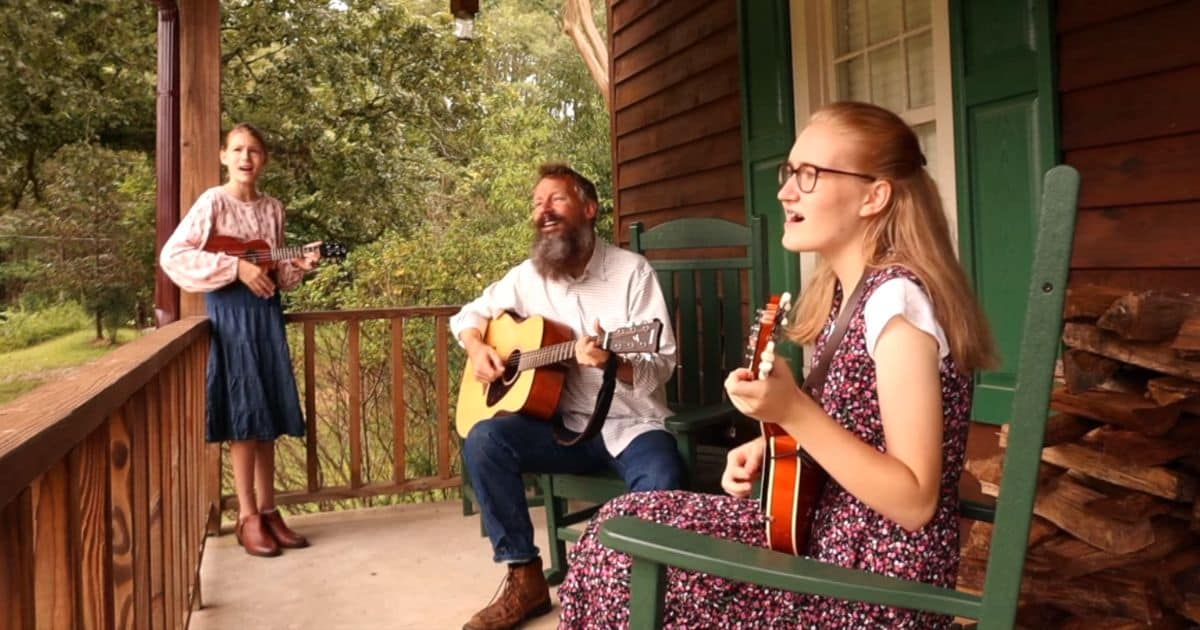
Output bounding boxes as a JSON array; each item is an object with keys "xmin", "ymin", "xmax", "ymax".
[{"xmin": 788, "ymin": 102, "xmax": 996, "ymax": 373}]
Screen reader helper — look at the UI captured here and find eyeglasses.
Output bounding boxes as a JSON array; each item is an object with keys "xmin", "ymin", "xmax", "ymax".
[{"xmin": 778, "ymin": 162, "xmax": 876, "ymax": 193}]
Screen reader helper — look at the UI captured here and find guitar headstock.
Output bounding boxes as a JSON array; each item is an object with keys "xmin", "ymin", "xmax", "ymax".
[
  {"xmin": 745, "ymin": 292, "xmax": 792, "ymax": 379},
  {"xmin": 319, "ymin": 240, "xmax": 349, "ymax": 261},
  {"xmin": 603, "ymin": 320, "xmax": 664, "ymax": 354}
]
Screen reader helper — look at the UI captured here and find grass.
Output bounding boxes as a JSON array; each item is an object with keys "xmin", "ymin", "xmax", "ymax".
[
  {"xmin": 0, "ymin": 379, "xmax": 42, "ymax": 403},
  {"xmin": 0, "ymin": 328, "xmax": 137, "ymax": 405}
]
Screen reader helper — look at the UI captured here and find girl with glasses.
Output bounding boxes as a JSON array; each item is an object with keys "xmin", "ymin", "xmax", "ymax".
[{"xmin": 557, "ymin": 101, "xmax": 996, "ymax": 629}]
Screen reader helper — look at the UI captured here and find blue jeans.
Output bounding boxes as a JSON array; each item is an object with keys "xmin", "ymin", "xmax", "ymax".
[{"xmin": 462, "ymin": 414, "xmax": 684, "ymax": 563}]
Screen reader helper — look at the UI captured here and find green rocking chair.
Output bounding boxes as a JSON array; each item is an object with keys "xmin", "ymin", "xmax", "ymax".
[{"xmin": 540, "ymin": 215, "xmax": 768, "ymax": 584}]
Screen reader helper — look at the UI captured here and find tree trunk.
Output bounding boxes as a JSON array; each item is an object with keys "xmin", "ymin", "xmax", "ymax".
[{"xmin": 562, "ymin": 0, "xmax": 610, "ymax": 109}]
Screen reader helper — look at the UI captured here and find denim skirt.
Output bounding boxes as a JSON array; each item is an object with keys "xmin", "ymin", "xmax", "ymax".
[{"xmin": 204, "ymin": 282, "xmax": 305, "ymax": 443}]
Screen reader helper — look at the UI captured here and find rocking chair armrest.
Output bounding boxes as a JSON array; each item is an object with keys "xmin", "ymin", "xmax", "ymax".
[
  {"xmin": 598, "ymin": 516, "xmax": 982, "ymax": 620},
  {"xmin": 664, "ymin": 401, "xmax": 740, "ymax": 434}
]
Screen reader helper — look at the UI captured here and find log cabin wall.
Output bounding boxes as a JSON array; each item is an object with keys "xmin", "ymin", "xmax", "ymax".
[
  {"xmin": 608, "ymin": 0, "xmax": 746, "ymax": 243},
  {"xmin": 1057, "ymin": 0, "xmax": 1200, "ymax": 293}
]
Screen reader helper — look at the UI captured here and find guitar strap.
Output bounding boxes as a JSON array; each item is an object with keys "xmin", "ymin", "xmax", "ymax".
[
  {"xmin": 801, "ymin": 278, "xmax": 868, "ymax": 404},
  {"xmin": 553, "ymin": 353, "xmax": 620, "ymax": 446}
]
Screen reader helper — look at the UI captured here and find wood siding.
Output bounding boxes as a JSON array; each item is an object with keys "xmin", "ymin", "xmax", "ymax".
[
  {"xmin": 609, "ymin": 0, "xmax": 745, "ymax": 244},
  {"xmin": 1058, "ymin": 0, "xmax": 1200, "ymax": 292}
]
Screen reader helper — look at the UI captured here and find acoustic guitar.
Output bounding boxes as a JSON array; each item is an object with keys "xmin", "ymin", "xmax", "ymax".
[
  {"xmin": 203, "ymin": 234, "xmax": 348, "ymax": 269},
  {"xmin": 454, "ymin": 313, "xmax": 663, "ymax": 438},
  {"xmin": 748, "ymin": 293, "xmax": 828, "ymax": 556}
]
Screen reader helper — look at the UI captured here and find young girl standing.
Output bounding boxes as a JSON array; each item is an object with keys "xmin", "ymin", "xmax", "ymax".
[
  {"xmin": 160, "ymin": 123, "xmax": 320, "ymax": 558},
  {"xmin": 557, "ymin": 101, "xmax": 996, "ymax": 628}
]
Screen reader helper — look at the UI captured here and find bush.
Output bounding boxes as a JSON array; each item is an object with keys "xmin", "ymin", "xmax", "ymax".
[{"xmin": 0, "ymin": 302, "xmax": 91, "ymax": 352}]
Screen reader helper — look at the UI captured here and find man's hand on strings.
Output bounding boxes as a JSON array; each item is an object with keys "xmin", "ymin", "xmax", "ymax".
[
  {"xmin": 462, "ymin": 330, "xmax": 505, "ymax": 383},
  {"xmin": 575, "ymin": 319, "xmax": 612, "ymax": 369}
]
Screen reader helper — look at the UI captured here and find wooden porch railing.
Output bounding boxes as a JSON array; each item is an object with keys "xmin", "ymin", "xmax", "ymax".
[
  {"xmin": 216, "ymin": 306, "xmax": 465, "ymax": 511},
  {"xmin": 0, "ymin": 317, "xmax": 212, "ymax": 630}
]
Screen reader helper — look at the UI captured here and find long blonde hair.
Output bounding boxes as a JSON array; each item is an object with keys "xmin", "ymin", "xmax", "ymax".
[{"xmin": 787, "ymin": 102, "xmax": 996, "ymax": 373}]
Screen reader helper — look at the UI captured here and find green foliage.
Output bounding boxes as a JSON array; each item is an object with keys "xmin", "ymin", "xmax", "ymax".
[
  {"xmin": 0, "ymin": 301, "xmax": 91, "ymax": 352},
  {"xmin": 284, "ymin": 1, "xmax": 613, "ymax": 314},
  {"xmin": 6, "ymin": 143, "xmax": 155, "ymax": 341},
  {"xmin": 0, "ymin": 0, "xmax": 156, "ymax": 210},
  {"xmin": 221, "ymin": 1, "xmax": 483, "ymax": 245},
  {"xmin": 0, "ymin": 379, "xmax": 41, "ymax": 406}
]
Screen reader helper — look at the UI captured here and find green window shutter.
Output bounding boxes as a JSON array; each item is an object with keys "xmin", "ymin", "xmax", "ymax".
[
  {"xmin": 951, "ymin": 0, "xmax": 1060, "ymax": 423},
  {"xmin": 738, "ymin": 0, "xmax": 795, "ymax": 308}
]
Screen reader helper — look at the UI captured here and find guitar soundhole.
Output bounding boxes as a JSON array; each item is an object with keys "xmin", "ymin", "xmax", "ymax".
[{"xmin": 485, "ymin": 350, "xmax": 520, "ymax": 407}]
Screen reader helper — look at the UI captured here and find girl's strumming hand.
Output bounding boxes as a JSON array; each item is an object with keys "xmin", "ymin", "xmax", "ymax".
[
  {"xmin": 237, "ymin": 258, "xmax": 276, "ymax": 298},
  {"xmin": 721, "ymin": 437, "xmax": 765, "ymax": 498}
]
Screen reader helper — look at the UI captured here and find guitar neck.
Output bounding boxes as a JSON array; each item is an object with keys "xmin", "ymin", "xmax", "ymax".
[
  {"xmin": 241, "ymin": 244, "xmax": 314, "ymax": 264},
  {"xmin": 516, "ymin": 340, "xmax": 580, "ymax": 371}
]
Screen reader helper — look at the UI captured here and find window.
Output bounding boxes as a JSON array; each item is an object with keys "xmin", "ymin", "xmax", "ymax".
[
  {"xmin": 790, "ymin": 0, "xmax": 956, "ymax": 230},
  {"xmin": 831, "ymin": 0, "xmax": 938, "ymax": 173}
]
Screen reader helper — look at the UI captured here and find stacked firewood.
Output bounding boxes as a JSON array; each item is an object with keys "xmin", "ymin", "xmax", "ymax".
[{"xmin": 959, "ymin": 286, "xmax": 1200, "ymax": 629}]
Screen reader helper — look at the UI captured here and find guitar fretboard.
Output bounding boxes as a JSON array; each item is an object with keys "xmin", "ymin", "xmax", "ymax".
[
  {"xmin": 509, "ymin": 341, "xmax": 577, "ymax": 372},
  {"xmin": 239, "ymin": 244, "xmax": 319, "ymax": 264}
]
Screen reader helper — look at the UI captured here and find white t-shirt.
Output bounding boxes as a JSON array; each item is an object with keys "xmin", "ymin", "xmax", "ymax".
[{"xmin": 862, "ymin": 278, "xmax": 950, "ymax": 361}]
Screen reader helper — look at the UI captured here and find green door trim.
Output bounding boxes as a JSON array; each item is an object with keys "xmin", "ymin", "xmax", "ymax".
[
  {"xmin": 737, "ymin": 0, "xmax": 796, "ymax": 308},
  {"xmin": 950, "ymin": 0, "xmax": 1061, "ymax": 422}
]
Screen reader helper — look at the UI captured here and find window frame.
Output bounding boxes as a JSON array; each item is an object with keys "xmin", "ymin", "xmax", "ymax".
[{"xmin": 789, "ymin": 0, "xmax": 958, "ymax": 249}]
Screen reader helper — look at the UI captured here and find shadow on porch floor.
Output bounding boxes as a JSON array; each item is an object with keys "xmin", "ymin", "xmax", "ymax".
[{"xmin": 191, "ymin": 501, "xmax": 561, "ymax": 630}]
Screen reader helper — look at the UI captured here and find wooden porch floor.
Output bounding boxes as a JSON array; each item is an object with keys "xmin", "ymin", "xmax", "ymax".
[{"xmin": 191, "ymin": 501, "xmax": 562, "ymax": 630}]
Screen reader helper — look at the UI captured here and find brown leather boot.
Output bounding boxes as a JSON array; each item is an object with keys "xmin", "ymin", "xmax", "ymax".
[
  {"xmin": 235, "ymin": 513, "xmax": 281, "ymax": 557},
  {"xmin": 261, "ymin": 510, "xmax": 309, "ymax": 548},
  {"xmin": 463, "ymin": 557, "xmax": 552, "ymax": 630}
]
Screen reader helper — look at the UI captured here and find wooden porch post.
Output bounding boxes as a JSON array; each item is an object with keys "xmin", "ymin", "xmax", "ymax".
[
  {"xmin": 153, "ymin": 1, "xmax": 180, "ymax": 328},
  {"xmin": 178, "ymin": 0, "xmax": 222, "ymax": 534}
]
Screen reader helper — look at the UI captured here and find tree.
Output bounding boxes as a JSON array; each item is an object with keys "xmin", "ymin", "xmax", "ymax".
[
  {"xmin": 287, "ymin": 0, "xmax": 612, "ymax": 312},
  {"xmin": 7, "ymin": 143, "xmax": 154, "ymax": 341},
  {"xmin": 561, "ymin": 0, "xmax": 609, "ymax": 108},
  {"xmin": 220, "ymin": 1, "xmax": 488, "ymax": 247},
  {"xmin": 0, "ymin": 0, "xmax": 156, "ymax": 212}
]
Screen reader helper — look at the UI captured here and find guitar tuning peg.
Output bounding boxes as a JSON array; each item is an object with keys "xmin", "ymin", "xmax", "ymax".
[{"xmin": 758, "ymin": 361, "xmax": 772, "ymax": 379}]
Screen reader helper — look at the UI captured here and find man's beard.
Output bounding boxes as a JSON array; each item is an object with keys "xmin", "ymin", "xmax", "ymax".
[{"xmin": 532, "ymin": 220, "xmax": 595, "ymax": 281}]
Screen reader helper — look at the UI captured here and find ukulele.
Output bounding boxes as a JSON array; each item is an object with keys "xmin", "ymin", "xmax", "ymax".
[
  {"xmin": 747, "ymin": 293, "xmax": 829, "ymax": 556},
  {"xmin": 454, "ymin": 314, "xmax": 664, "ymax": 438},
  {"xmin": 203, "ymin": 234, "xmax": 348, "ymax": 269}
]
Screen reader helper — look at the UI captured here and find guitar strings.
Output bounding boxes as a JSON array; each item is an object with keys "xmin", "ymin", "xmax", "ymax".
[
  {"xmin": 503, "ymin": 342, "xmax": 575, "ymax": 370},
  {"xmin": 235, "ymin": 245, "xmax": 317, "ymax": 263}
]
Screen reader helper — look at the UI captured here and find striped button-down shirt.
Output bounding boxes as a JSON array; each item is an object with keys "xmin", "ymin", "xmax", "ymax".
[{"xmin": 450, "ymin": 239, "xmax": 677, "ymax": 455}]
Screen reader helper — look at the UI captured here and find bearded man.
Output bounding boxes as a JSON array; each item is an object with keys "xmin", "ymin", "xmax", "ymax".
[{"xmin": 452, "ymin": 163, "xmax": 684, "ymax": 630}]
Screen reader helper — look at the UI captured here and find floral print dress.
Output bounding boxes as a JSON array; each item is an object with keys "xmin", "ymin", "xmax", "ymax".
[{"xmin": 557, "ymin": 266, "xmax": 974, "ymax": 629}]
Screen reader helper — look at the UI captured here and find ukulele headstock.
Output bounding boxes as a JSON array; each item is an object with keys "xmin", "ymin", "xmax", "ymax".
[
  {"xmin": 317, "ymin": 240, "xmax": 349, "ymax": 261},
  {"xmin": 745, "ymin": 292, "xmax": 792, "ymax": 379}
]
